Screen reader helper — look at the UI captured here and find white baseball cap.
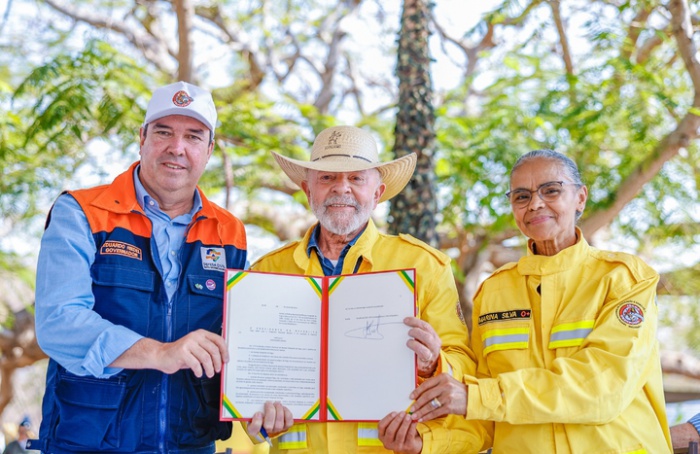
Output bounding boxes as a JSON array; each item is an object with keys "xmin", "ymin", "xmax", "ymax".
[{"xmin": 143, "ymin": 81, "xmax": 217, "ymax": 135}]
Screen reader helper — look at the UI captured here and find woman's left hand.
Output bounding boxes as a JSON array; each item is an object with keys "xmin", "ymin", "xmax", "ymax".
[
  {"xmin": 409, "ymin": 374, "xmax": 468, "ymax": 421},
  {"xmin": 378, "ymin": 411, "xmax": 422, "ymax": 454}
]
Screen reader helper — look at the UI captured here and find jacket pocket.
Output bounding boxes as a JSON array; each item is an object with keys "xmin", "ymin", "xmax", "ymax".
[
  {"xmin": 170, "ymin": 371, "xmax": 233, "ymax": 447},
  {"xmin": 173, "ymin": 374, "xmax": 232, "ymax": 445},
  {"xmin": 91, "ymin": 264, "xmax": 155, "ymax": 334},
  {"xmin": 54, "ymin": 372, "xmax": 126, "ymax": 450},
  {"xmin": 185, "ymin": 274, "xmax": 225, "ymax": 332}
]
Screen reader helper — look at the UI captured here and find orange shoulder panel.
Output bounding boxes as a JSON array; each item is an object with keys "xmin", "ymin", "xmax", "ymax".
[
  {"xmin": 186, "ymin": 212, "xmax": 246, "ymax": 249},
  {"xmin": 69, "ymin": 186, "xmax": 152, "ymax": 238}
]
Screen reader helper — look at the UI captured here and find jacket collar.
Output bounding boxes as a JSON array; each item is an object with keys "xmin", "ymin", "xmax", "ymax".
[
  {"xmin": 90, "ymin": 161, "xmax": 219, "ymax": 221},
  {"xmin": 292, "ymin": 218, "xmax": 380, "ymax": 274},
  {"xmin": 518, "ymin": 227, "xmax": 589, "ymax": 276}
]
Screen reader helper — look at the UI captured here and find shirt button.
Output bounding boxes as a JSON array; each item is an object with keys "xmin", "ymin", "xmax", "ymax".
[
  {"xmin": 171, "ymin": 250, "xmax": 176, "ymax": 256},
  {"xmin": 167, "ymin": 281, "xmax": 173, "ymax": 287},
  {"xmin": 149, "ymin": 200, "xmax": 155, "ymax": 206}
]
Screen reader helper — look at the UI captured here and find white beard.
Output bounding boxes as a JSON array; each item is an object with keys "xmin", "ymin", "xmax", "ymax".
[{"xmin": 310, "ymin": 195, "xmax": 372, "ymax": 236}]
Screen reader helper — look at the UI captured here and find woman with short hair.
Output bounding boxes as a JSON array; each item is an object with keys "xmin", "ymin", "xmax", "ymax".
[{"xmin": 405, "ymin": 150, "xmax": 672, "ymax": 453}]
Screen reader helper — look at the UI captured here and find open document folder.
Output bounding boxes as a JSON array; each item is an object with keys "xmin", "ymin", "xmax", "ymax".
[{"xmin": 220, "ymin": 269, "xmax": 417, "ymax": 422}]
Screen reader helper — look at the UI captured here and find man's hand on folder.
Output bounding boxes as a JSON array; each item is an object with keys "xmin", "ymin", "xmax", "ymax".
[
  {"xmin": 247, "ymin": 401, "xmax": 294, "ymax": 441},
  {"xmin": 378, "ymin": 411, "xmax": 422, "ymax": 454},
  {"xmin": 404, "ymin": 317, "xmax": 441, "ymax": 378}
]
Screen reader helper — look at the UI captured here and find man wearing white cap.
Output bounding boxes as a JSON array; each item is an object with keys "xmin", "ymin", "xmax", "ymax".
[
  {"xmin": 32, "ymin": 81, "xmax": 247, "ymax": 453},
  {"xmin": 246, "ymin": 125, "xmax": 489, "ymax": 453}
]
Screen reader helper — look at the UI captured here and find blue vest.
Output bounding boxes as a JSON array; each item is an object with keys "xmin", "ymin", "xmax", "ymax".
[{"xmin": 35, "ymin": 165, "xmax": 247, "ymax": 453}]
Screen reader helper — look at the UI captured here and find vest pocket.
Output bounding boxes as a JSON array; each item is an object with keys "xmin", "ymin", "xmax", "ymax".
[
  {"xmin": 173, "ymin": 374, "xmax": 232, "ymax": 446},
  {"xmin": 92, "ymin": 264, "xmax": 155, "ymax": 335},
  {"xmin": 54, "ymin": 372, "xmax": 126, "ymax": 450},
  {"xmin": 186, "ymin": 274, "xmax": 225, "ymax": 332}
]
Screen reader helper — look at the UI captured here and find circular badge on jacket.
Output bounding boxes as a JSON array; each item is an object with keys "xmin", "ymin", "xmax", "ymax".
[{"xmin": 616, "ymin": 301, "xmax": 644, "ymax": 328}]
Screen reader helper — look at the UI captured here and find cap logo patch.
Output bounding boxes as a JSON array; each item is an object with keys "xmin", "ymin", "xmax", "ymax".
[
  {"xmin": 616, "ymin": 301, "xmax": 644, "ymax": 328},
  {"xmin": 326, "ymin": 130, "xmax": 342, "ymax": 149},
  {"xmin": 172, "ymin": 90, "xmax": 194, "ymax": 108}
]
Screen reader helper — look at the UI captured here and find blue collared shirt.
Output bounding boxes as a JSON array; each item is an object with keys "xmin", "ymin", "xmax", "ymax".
[
  {"xmin": 306, "ymin": 224, "xmax": 365, "ymax": 276},
  {"xmin": 35, "ymin": 166, "xmax": 201, "ymax": 378},
  {"xmin": 134, "ymin": 168, "xmax": 202, "ymax": 300}
]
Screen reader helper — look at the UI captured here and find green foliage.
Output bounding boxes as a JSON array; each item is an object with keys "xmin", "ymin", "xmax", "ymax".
[
  {"xmin": 436, "ymin": 1, "xmax": 699, "ymax": 254},
  {"xmin": 201, "ymin": 93, "xmax": 312, "ymax": 200},
  {"xmin": 0, "ymin": 252, "xmax": 37, "ymax": 327},
  {"xmin": 0, "ymin": 252, "xmax": 36, "ymax": 289},
  {"xmin": 660, "ymin": 261, "xmax": 700, "ymax": 297},
  {"xmin": 659, "ymin": 294, "xmax": 700, "ymax": 355},
  {"xmin": 1, "ymin": 0, "xmax": 698, "ymax": 269},
  {"xmin": 1, "ymin": 40, "xmax": 150, "ymax": 223}
]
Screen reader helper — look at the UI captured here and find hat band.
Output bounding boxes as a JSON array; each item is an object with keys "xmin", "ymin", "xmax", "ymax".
[{"xmin": 312, "ymin": 154, "xmax": 373, "ymax": 163}]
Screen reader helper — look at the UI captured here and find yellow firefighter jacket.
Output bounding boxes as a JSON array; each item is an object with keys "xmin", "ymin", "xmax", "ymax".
[
  {"xmin": 467, "ymin": 230, "xmax": 672, "ymax": 453},
  {"xmin": 250, "ymin": 219, "xmax": 490, "ymax": 453}
]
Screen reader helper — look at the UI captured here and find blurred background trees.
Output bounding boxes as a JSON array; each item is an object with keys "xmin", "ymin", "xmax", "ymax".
[{"xmin": 1, "ymin": 0, "xmax": 700, "ymax": 427}]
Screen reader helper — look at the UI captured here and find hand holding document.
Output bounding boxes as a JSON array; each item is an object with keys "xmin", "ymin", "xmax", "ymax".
[{"xmin": 220, "ymin": 269, "xmax": 417, "ymax": 422}]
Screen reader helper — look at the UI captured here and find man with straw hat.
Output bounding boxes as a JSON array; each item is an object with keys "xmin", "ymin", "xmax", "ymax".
[{"xmin": 245, "ymin": 125, "xmax": 489, "ymax": 453}]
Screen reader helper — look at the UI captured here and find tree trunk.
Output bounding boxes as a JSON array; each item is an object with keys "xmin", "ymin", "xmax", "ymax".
[
  {"xmin": 174, "ymin": 0, "xmax": 194, "ymax": 83},
  {"xmin": 388, "ymin": 0, "xmax": 438, "ymax": 247},
  {"xmin": 0, "ymin": 309, "xmax": 47, "ymax": 416}
]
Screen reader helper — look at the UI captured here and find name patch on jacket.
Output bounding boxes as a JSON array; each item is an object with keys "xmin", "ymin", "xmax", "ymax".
[
  {"xmin": 201, "ymin": 247, "xmax": 226, "ymax": 272},
  {"xmin": 100, "ymin": 241, "xmax": 142, "ymax": 260},
  {"xmin": 616, "ymin": 301, "xmax": 644, "ymax": 328},
  {"xmin": 478, "ymin": 309, "xmax": 531, "ymax": 325}
]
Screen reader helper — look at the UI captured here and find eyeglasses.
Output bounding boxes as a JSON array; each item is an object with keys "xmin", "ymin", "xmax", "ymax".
[{"xmin": 506, "ymin": 181, "xmax": 579, "ymax": 208}]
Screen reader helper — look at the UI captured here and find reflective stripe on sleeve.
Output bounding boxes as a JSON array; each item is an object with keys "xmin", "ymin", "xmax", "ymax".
[
  {"xmin": 358, "ymin": 422, "xmax": 383, "ymax": 447},
  {"xmin": 548, "ymin": 320, "xmax": 594, "ymax": 349},
  {"xmin": 278, "ymin": 424, "xmax": 307, "ymax": 450},
  {"xmin": 482, "ymin": 327, "xmax": 529, "ymax": 355}
]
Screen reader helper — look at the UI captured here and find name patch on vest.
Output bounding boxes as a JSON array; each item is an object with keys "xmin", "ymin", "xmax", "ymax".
[
  {"xmin": 100, "ymin": 241, "xmax": 143, "ymax": 260},
  {"xmin": 201, "ymin": 247, "xmax": 226, "ymax": 272},
  {"xmin": 478, "ymin": 309, "xmax": 531, "ymax": 325}
]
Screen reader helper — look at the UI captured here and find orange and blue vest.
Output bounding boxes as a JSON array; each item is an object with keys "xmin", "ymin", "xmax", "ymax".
[{"xmin": 34, "ymin": 163, "xmax": 247, "ymax": 453}]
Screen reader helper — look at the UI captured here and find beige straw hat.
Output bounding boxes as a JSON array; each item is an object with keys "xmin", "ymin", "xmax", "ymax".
[{"xmin": 272, "ymin": 126, "xmax": 417, "ymax": 203}]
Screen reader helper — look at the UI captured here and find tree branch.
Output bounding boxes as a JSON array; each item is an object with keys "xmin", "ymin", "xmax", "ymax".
[
  {"xmin": 581, "ymin": 0, "xmax": 700, "ymax": 237},
  {"xmin": 636, "ymin": 33, "xmax": 664, "ymax": 64},
  {"xmin": 621, "ymin": 7, "xmax": 652, "ymax": 62},
  {"xmin": 549, "ymin": 0, "xmax": 574, "ymax": 76},
  {"xmin": 194, "ymin": 5, "xmax": 265, "ymax": 90},
  {"xmin": 670, "ymin": 0, "xmax": 700, "ymax": 99},
  {"xmin": 312, "ymin": 0, "xmax": 362, "ymax": 113},
  {"xmin": 42, "ymin": 0, "xmax": 174, "ymax": 74},
  {"xmin": 174, "ymin": 0, "xmax": 194, "ymax": 82}
]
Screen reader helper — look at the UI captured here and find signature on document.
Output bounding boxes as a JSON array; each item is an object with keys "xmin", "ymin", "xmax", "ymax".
[{"xmin": 344, "ymin": 315, "xmax": 402, "ymax": 340}]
